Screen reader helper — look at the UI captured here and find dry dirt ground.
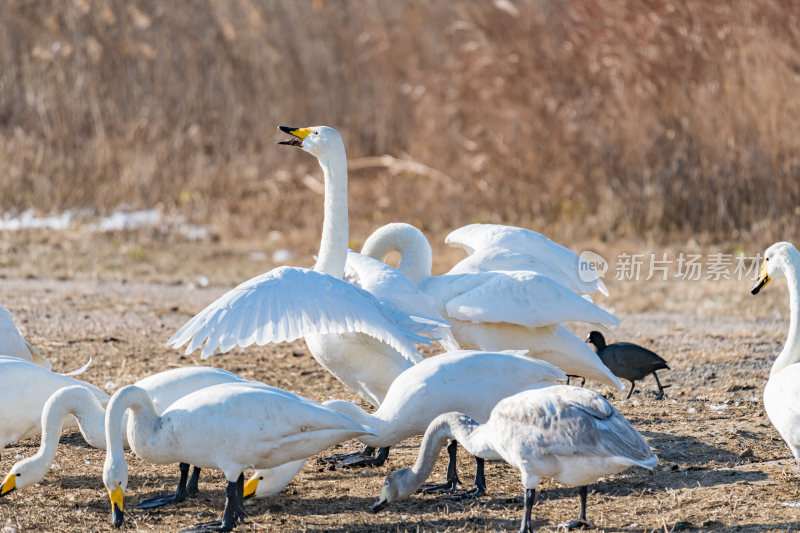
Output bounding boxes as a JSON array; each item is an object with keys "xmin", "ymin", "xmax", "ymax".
[{"xmin": 0, "ymin": 231, "xmax": 799, "ymax": 532}]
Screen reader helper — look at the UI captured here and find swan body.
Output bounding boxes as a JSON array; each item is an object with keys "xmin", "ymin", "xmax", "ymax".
[
  {"xmin": 0, "ymin": 306, "xmax": 51, "ymax": 369},
  {"xmin": 323, "ymin": 350, "xmax": 565, "ymax": 449},
  {"xmin": 0, "ymin": 356, "xmax": 107, "ymax": 452},
  {"xmin": 102, "ymin": 381, "xmax": 375, "ymax": 528},
  {"xmin": 751, "ymin": 242, "xmax": 800, "ymax": 469},
  {"xmin": 0, "ymin": 367, "xmax": 251, "ymax": 495},
  {"xmin": 358, "ymin": 223, "xmax": 622, "ymax": 389},
  {"xmin": 169, "ymin": 127, "xmax": 438, "ymax": 407},
  {"xmin": 374, "ymin": 385, "xmax": 656, "ymax": 531}
]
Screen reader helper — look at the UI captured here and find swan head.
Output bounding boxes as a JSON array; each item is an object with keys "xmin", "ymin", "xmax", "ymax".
[
  {"xmin": 0, "ymin": 455, "xmax": 51, "ymax": 497},
  {"xmin": 371, "ymin": 467, "xmax": 416, "ymax": 512},
  {"xmin": 752, "ymin": 242, "xmax": 796, "ymax": 295},
  {"xmin": 278, "ymin": 125, "xmax": 345, "ymax": 160},
  {"xmin": 103, "ymin": 457, "xmax": 128, "ymax": 527}
]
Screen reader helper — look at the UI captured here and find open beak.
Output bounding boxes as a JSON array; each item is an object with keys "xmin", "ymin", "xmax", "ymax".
[
  {"xmin": 751, "ymin": 259, "xmax": 770, "ymax": 295},
  {"xmin": 109, "ymin": 486, "xmax": 124, "ymax": 527},
  {"xmin": 0, "ymin": 474, "xmax": 15, "ymax": 497},
  {"xmin": 242, "ymin": 477, "xmax": 259, "ymax": 500},
  {"xmin": 278, "ymin": 126, "xmax": 313, "ymax": 147}
]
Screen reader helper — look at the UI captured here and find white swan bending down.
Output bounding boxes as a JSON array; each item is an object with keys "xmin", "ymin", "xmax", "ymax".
[
  {"xmin": 102, "ymin": 382, "xmax": 375, "ymax": 531},
  {"xmin": 168, "ymin": 127, "xmax": 446, "ymax": 410},
  {"xmin": 372, "ymin": 385, "xmax": 657, "ymax": 532},
  {"xmin": 312, "ymin": 350, "xmax": 565, "ymax": 495},
  {"xmin": 0, "ymin": 367, "xmax": 294, "ymax": 506},
  {"xmin": 357, "ymin": 223, "xmax": 622, "ymax": 389},
  {"xmin": 751, "ymin": 242, "xmax": 800, "ymax": 471},
  {"xmin": 0, "ymin": 307, "xmax": 51, "ymax": 369},
  {"xmin": 0, "ymin": 356, "xmax": 107, "ymax": 455}
]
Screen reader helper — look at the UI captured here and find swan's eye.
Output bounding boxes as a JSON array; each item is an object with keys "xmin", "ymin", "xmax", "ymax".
[
  {"xmin": 314, "ymin": 131, "xmax": 319, "ymax": 135},
  {"xmin": 259, "ymin": 477, "xmax": 264, "ymax": 480}
]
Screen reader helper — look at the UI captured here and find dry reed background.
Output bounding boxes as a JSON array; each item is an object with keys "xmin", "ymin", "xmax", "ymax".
[{"xmin": 1, "ymin": 0, "xmax": 799, "ymax": 244}]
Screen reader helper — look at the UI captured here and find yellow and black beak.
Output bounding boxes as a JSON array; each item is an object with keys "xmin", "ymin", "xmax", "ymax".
[
  {"xmin": 278, "ymin": 126, "xmax": 313, "ymax": 147},
  {"xmin": 751, "ymin": 259, "xmax": 770, "ymax": 295},
  {"xmin": 0, "ymin": 473, "xmax": 16, "ymax": 497},
  {"xmin": 242, "ymin": 476, "xmax": 259, "ymax": 500},
  {"xmin": 371, "ymin": 486, "xmax": 389, "ymax": 513},
  {"xmin": 109, "ymin": 486, "xmax": 124, "ymax": 527}
]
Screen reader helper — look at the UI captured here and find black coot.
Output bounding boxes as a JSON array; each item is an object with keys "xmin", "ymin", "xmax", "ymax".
[{"xmin": 586, "ymin": 331, "xmax": 670, "ymax": 399}]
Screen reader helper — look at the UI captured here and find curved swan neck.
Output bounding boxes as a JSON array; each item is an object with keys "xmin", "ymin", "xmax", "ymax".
[
  {"xmin": 13, "ymin": 386, "xmax": 105, "ymax": 488},
  {"xmin": 773, "ymin": 249, "xmax": 800, "ymax": 375},
  {"xmin": 105, "ymin": 386, "xmax": 159, "ymax": 463},
  {"xmin": 405, "ymin": 413, "xmax": 477, "ymax": 491},
  {"xmin": 313, "ymin": 150, "xmax": 349, "ymax": 279},
  {"xmin": 361, "ymin": 223, "xmax": 433, "ymax": 285}
]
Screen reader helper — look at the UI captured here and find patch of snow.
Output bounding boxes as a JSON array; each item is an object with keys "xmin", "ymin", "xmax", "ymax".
[
  {"xmin": 0, "ymin": 209, "xmax": 75, "ymax": 231},
  {"xmin": 94, "ymin": 209, "xmax": 163, "ymax": 232},
  {"xmin": 272, "ymin": 249, "xmax": 293, "ymax": 264}
]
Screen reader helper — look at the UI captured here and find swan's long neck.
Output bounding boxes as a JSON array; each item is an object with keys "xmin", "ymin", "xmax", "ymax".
[
  {"xmin": 401, "ymin": 413, "xmax": 479, "ymax": 493},
  {"xmin": 104, "ymin": 386, "xmax": 160, "ymax": 477},
  {"xmin": 322, "ymin": 400, "xmax": 388, "ymax": 446},
  {"xmin": 12, "ymin": 386, "xmax": 106, "ymax": 488},
  {"xmin": 361, "ymin": 223, "xmax": 433, "ymax": 285},
  {"xmin": 313, "ymin": 151, "xmax": 349, "ymax": 279},
  {"xmin": 773, "ymin": 251, "xmax": 800, "ymax": 375}
]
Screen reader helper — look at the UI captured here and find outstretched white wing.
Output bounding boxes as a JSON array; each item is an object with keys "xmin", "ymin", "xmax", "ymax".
[
  {"xmin": 344, "ymin": 251, "xmax": 460, "ymax": 351},
  {"xmin": 445, "ymin": 224, "xmax": 608, "ymax": 296},
  {"xmin": 421, "ymin": 270, "xmax": 618, "ymax": 328},
  {"xmin": 168, "ymin": 266, "xmax": 425, "ymax": 360}
]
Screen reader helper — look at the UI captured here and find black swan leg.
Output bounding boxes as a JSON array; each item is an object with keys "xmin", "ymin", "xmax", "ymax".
[
  {"xmin": 419, "ymin": 440, "xmax": 460, "ymax": 494},
  {"xmin": 626, "ymin": 381, "xmax": 636, "ymax": 399},
  {"xmin": 559, "ymin": 485, "xmax": 594, "ymax": 529},
  {"xmin": 138, "ymin": 462, "xmax": 190, "ymax": 509},
  {"xmin": 445, "ymin": 457, "xmax": 486, "ymax": 499},
  {"xmin": 519, "ymin": 488, "xmax": 535, "ymax": 533},
  {"xmin": 187, "ymin": 467, "xmax": 201, "ymax": 498},
  {"xmin": 180, "ymin": 473, "xmax": 247, "ymax": 533}
]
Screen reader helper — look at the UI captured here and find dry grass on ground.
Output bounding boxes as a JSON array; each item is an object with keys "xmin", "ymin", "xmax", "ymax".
[
  {"xmin": 1, "ymin": 1, "xmax": 800, "ymax": 242},
  {"xmin": 0, "ymin": 231, "xmax": 799, "ymax": 531}
]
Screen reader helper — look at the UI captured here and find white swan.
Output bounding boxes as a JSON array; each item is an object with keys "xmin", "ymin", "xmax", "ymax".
[
  {"xmin": 751, "ymin": 241, "xmax": 800, "ymax": 471},
  {"xmin": 343, "ymin": 250, "xmax": 459, "ymax": 351},
  {"xmin": 0, "ymin": 366, "xmax": 277, "ymax": 505},
  {"xmin": 372, "ymin": 384, "xmax": 657, "ymax": 532},
  {"xmin": 0, "ymin": 306, "xmax": 51, "ymax": 369},
  {"xmin": 168, "ymin": 127, "xmax": 444, "ymax": 409},
  {"xmin": 102, "ymin": 381, "xmax": 375, "ymax": 530},
  {"xmin": 312, "ymin": 350, "xmax": 565, "ymax": 495},
  {"xmin": 357, "ymin": 223, "xmax": 622, "ymax": 389},
  {"xmin": 445, "ymin": 223, "xmax": 609, "ymax": 295},
  {"xmin": 0, "ymin": 356, "xmax": 107, "ymax": 455}
]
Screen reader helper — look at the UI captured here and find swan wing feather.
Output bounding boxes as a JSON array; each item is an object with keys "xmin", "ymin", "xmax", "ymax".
[
  {"xmin": 168, "ymin": 266, "xmax": 422, "ymax": 361},
  {"xmin": 429, "ymin": 271, "xmax": 618, "ymax": 328}
]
